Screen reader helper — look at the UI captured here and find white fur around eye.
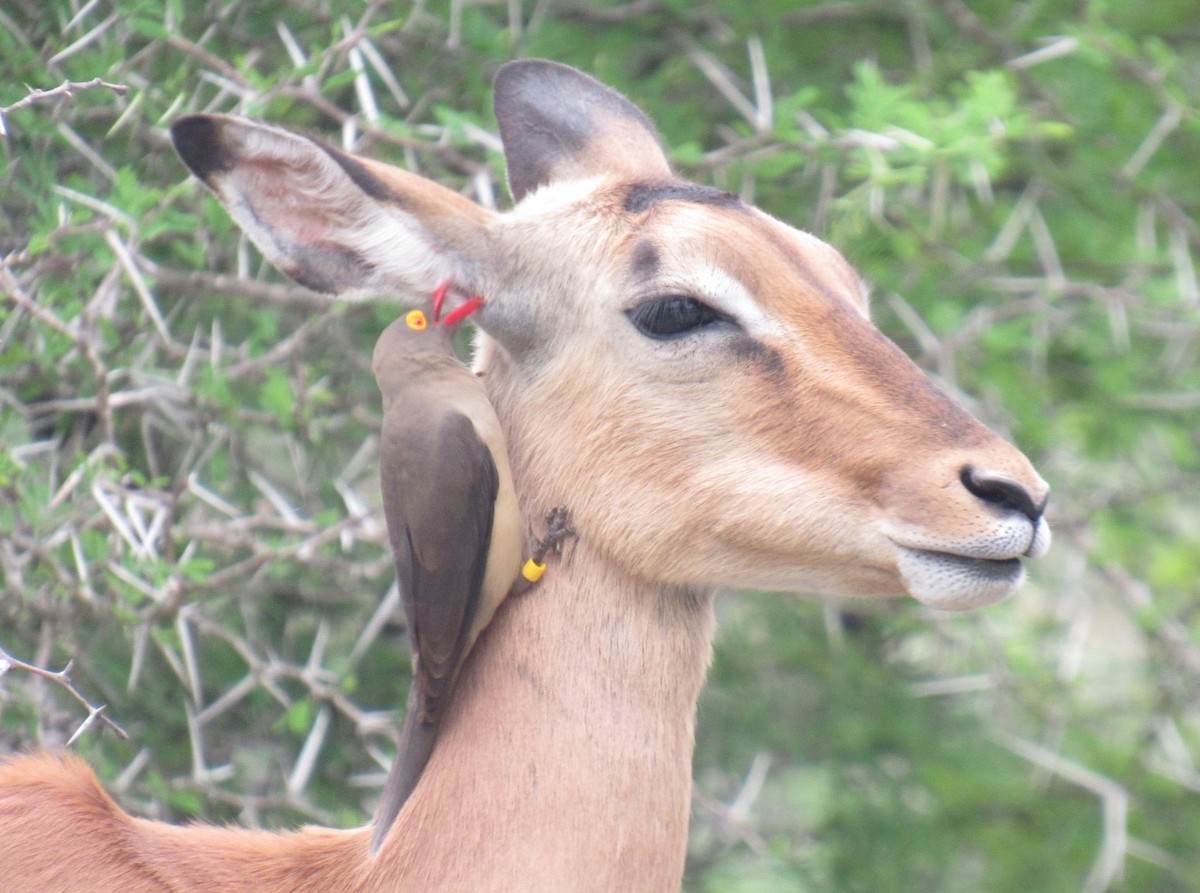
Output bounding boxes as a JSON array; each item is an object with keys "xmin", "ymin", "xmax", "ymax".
[{"xmin": 660, "ymin": 265, "xmax": 784, "ymax": 338}]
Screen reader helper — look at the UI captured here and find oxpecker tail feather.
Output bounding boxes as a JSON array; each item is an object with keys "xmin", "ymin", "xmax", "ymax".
[{"xmin": 370, "ymin": 687, "xmax": 440, "ymax": 854}]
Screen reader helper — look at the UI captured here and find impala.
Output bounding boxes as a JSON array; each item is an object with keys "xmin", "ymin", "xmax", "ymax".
[{"xmin": 0, "ymin": 59, "xmax": 1048, "ymax": 892}]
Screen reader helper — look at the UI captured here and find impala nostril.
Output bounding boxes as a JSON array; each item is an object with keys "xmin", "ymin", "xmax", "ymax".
[{"xmin": 959, "ymin": 466, "xmax": 1045, "ymax": 523}]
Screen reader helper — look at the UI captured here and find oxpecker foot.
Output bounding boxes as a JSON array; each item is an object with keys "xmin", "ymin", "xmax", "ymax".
[
  {"xmin": 534, "ymin": 506, "xmax": 575, "ymax": 563},
  {"xmin": 513, "ymin": 507, "xmax": 575, "ymax": 594}
]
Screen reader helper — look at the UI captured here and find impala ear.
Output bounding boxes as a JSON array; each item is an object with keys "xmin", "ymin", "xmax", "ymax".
[
  {"xmin": 171, "ymin": 115, "xmax": 494, "ymax": 300},
  {"xmin": 493, "ymin": 60, "xmax": 672, "ymax": 202}
]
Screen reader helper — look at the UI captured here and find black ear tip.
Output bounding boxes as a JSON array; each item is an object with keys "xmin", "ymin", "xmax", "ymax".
[
  {"xmin": 170, "ymin": 115, "xmax": 230, "ymax": 181},
  {"xmin": 170, "ymin": 114, "xmax": 213, "ymax": 140}
]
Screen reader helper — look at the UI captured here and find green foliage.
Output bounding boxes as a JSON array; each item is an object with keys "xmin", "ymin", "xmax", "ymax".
[{"xmin": 3, "ymin": 1, "xmax": 1200, "ymax": 891}]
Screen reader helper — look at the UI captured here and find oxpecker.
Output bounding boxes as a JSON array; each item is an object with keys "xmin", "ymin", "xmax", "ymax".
[{"xmin": 369, "ymin": 286, "xmax": 568, "ymax": 853}]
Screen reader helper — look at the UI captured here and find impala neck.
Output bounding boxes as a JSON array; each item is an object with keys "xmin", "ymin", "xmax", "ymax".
[{"xmin": 375, "ymin": 530, "xmax": 717, "ymax": 891}]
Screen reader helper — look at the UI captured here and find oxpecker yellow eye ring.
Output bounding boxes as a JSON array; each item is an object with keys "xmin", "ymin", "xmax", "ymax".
[{"xmin": 405, "ymin": 309, "xmax": 428, "ymax": 331}]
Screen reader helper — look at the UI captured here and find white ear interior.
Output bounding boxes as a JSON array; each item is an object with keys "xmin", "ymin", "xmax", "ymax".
[{"xmin": 173, "ymin": 116, "xmax": 474, "ymax": 300}]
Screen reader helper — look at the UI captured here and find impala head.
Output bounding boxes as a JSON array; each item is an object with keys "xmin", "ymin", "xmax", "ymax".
[{"xmin": 171, "ymin": 59, "xmax": 1049, "ymax": 612}]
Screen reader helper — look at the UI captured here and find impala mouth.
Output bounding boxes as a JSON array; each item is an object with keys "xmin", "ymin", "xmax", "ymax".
[{"xmin": 895, "ymin": 546, "xmax": 1027, "ymax": 611}]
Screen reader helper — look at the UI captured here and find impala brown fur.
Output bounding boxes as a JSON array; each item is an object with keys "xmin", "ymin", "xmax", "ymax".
[
  {"xmin": 0, "ymin": 751, "xmax": 364, "ymax": 892},
  {"xmin": 0, "ymin": 60, "xmax": 1049, "ymax": 892}
]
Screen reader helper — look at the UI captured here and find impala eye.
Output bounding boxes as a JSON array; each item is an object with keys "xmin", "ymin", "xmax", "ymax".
[{"xmin": 627, "ymin": 296, "xmax": 726, "ymax": 339}]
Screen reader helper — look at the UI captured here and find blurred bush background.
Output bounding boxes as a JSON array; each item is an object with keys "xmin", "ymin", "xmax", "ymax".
[{"xmin": 2, "ymin": 1, "xmax": 1198, "ymax": 890}]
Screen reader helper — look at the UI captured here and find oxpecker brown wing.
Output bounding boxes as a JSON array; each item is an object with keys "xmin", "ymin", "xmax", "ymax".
[
  {"xmin": 393, "ymin": 411, "xmax": 499, "ymax": 716},
  {"xmin": 372, "ymin": 408, "xmax": 500, "ymax": 852}
]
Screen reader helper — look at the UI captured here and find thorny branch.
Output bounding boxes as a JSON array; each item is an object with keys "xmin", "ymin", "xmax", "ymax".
[
  {"xmin": 0, "ymin": 644, "xmax": 129, "ymax": 742},
  {"xmin": 0, "ymin": 78, "xmax": 129, "ymax": 135}
]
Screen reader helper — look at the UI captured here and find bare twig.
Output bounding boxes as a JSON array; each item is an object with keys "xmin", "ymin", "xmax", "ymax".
[
  {"xmin": 1007, "ymin": 36, "xmax": 1080, "ymax": 70},
  {"xmin": 0, "ymin": 78, "xmax": 129, "ymax": 136},
  {"xmin": 0, "ymin": 644, "xmax": 129, "ymax": 741},
  {"xmin": 147, "ymin": 265, "xmax": 337, "ymax": 311},
  {"xmin": 997, "ymin": 735, "xmax": 1127, "ymax": 893},
  {"xmin": 781, "ymin": 0, "xmax": 901, "ymax": 26},
  {"xmin": 554, "ymin": 0, "xmax": 662, "ymax": 23},
  {"xmin": 165, "ymin": 35, "xmax": 251, "ymax": 88}
]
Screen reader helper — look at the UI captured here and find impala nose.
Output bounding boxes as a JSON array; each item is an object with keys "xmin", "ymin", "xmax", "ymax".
[{"xmin": 960, "ymin": 466, "xmax": 1047, "ymax": 524}]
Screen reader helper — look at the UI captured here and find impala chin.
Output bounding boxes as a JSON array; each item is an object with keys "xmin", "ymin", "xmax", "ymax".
[
  {"xmin": 896, "ymin": 547, "xmax": 1027, "ymax": 611},
  {"xmin": 881, "ymin": 506, "xmax": 1052, "ymax": 610}
]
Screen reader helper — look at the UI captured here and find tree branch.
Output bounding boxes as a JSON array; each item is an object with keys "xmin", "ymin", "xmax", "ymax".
[
  {"xmin": 0, "ymin": 643, "xmax": 129, "ymax": 742},
  {"xmin": 0, "ymin": 78, "xmax": 128, "ymax": 136}
]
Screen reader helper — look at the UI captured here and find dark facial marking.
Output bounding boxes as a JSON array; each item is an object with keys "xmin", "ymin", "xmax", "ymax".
[
  {"xmin": 631, "ymin": 239, "xmax": 660, "ymax": 279},
  {"xmin": 835, "ymin": 303, "xmax": 984, "ymax": 443},
  {"xmin": 623, "ymin": 182, "xmax": 745, "ymax": 214},
  {"xmin": 745, "ymin": 217, "xmax": 848, "ymax": 308},
  {"xmin": 728, "ymin": 333, "xmax": 786, "ymax": 379}
]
